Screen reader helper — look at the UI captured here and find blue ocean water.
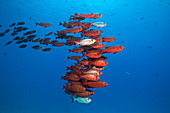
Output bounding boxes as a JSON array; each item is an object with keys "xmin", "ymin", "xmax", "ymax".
[{"xmin": 0, "ymin": 0, "xmax": 170, "ymax": 113}]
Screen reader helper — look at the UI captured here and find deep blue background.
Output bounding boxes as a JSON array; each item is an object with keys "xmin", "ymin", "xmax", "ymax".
[{"xmin": 0, "ymin": 0, "xmax": 170, "ymax": 113}]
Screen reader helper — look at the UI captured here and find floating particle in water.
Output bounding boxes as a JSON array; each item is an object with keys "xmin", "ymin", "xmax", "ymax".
[
  {"xmin": 4, "ymin": 53, "xmax": 7, "ymax": 55},
  {"xmin": 29, "ymin": 17, "xmax": 31, "ymax": 20},
  {"xmin": 110, "ymin": 13, "xmax": 115, "ymax": 16},
  {"xmin": 154, "ymin": 22, "xmax": 158, "ymax": 25},
  {"xmin": 125, "ymin": 72, "xmax": 130, "ymax": 76},
  {"xmin": 127, "ymin": 53, "xmax": 132, "ymax": 56},
  {"xmin": 126, "ymin": 27, "xmax": 130, "ymax": 30},
  {"xmin": 0, "ymin": 25, "xmax": 2, "ymax": 27},
  {"xmin": 121, "ymin": 41, "xmax": 125, "ymax": 43},
  {"xmin": 124, "ymin": 4, "xmax": 128, "ymax": 6},
  {"xmin": 147, "ymin": 46, "xmax": 152, "ymax": 48},
  {"xmin": 168, "ymin": 3, "xmax": 170, "ymax": 5},
  {"xmin": 134, "ymin": 88, "xmax": 139, "ymax": 90},
  {"xmin": 104, "ymin": 67, "xmax": 109, "ymax": 70},
  {"xmin": 155, "ymin": 73, "xmax": 159, "ymax": 76},
  {"xmin": 140, "ymin": 17, "xmax": 144, "ymax": 20}
]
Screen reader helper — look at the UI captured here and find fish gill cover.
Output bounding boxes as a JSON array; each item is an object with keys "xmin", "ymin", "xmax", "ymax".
[{"xmin": 0, "ymin": 13, "xmax": 125, "ymax": 104}]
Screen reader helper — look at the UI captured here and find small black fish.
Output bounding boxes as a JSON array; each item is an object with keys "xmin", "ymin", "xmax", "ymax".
[
  {"xmin": 4, "ymin": 29, "xmax": 10, "ymax": 33},
  {"xmin": 19, "ymin": 44, "xmax": 27, "ymax": 48},
  {"xmin": 0, "ymin": 32, "xmax": 5, "ymax": 37},
  {"xmin": 13, "ymin": 36, "xmax": 20, "ymax": 40},
  {"xmin": 11, "ymin": 32, "xmax": 18, "ymax": 37},
  {"xmin": 23, "ymin": 27, "xmax": 28, "ymax": 31},
  {"xmin": 14, "ymin": 27, "xmax": 24, "ymax": 32},
  {"xmin": 32, "ymin": 45, "xmax": 40, "ymax": 49},
  {"xmin": 6, "ymin": 41, "xmax": 12, "ymax": 45},
  {"xmin": 140, "ymin": 17, "xmax": 144, "ymax": 20},
  {"xmin": 20, "ymin": 36, "xmax": 25, "ymax": 40},
  {"xmin": 9, "ymin": 23, "xmax": 16, "ymax": 27},
  {"xmin": 16, "ymin": 41, "xmax": 23, "ymax": 44},
  {"xmin": 0, "ymin": 25, "xmax": 2, "ymax": 27},
  {"xmin": 17, "ymin": 22, "xmax": 25, "ymax": 25}
]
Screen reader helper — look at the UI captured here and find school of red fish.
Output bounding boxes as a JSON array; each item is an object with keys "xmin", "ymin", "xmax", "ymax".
[{"xmin": 0, "ymin": 13, "xmax": 125, "ymax": 104}]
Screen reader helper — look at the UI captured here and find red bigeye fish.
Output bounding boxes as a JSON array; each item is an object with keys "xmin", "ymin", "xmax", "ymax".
[{"xmin": 36, "ymin": 22, "xmax": 52, "ymax": 28}]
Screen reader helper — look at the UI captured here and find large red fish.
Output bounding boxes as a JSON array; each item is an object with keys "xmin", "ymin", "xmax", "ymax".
[
  {"xmin": 82, "ymin": 52, "xmax": 102, "ymax": 58},
  {"xmin": 80, "ymin": 74, "xmax": 100, "ymax": 81},
  {"xmin": 63, "ymin": 84, "xmax": 86, "ymax": 92},
  {"xmin": 58, "ymin": 27, "xmax": 83, "ymax": 34},
  {"xmin": 105, "ymin": 46, "xmax": 125, "ymax": 54},
  {"xmin": 90, "ymin": 43, "xmax": 106, "ymax": 49},
  {"xmin": 102, "ymin": 37, "xmax": 116, "ymax": 42},
  {"xmin": 62, "ymin": 74, "xmax": 80, "ymax": 81},
  {"xmin": 72, "ymin": 13, "xmax": 103, "ymax": 19},
  {"xmin": 76, "ymin": 90, "xmax": 95, "ymax": 97},
  {"xmin": 68, "ymin": 48, "xmax": 84, "ymax": 53},
  {"xmin": 36, "ymin": 22, "xmax": 52, "ymax": 28},
  {"xmin": 63, "ymin": 21, "xmax": 82, "ymax": 26},
  {"xmin": 81, "ymin": 30, "xmax": 103, "ymax": 37},
  {"xmin": 83, "ymin": 80, "xmax": 108, "ymax": 88}
]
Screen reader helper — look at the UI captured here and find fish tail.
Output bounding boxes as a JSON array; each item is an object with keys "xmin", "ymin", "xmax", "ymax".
[
  {"xmin": 59, "ymin": 22, "xmax": 62, "ymax": 26},
  {"xmin": 77, "ymin": 60, "xmax": 80, "ymax": 63},
  {"xmin": 61, "ymin": 76, "xmax": 64, "ymax": 80},
  {"xmin": 74, "ymin": 41, "xmax": 79, "ymax": 47},
  {"xmin": 82, "ymin": 53, "xmax": 86, "ymax": 57},
  {"xmin": 64, "ymin": 21, "xmax": 67, "ymax": 25},
  {"xmin": 70, "ymin": 17, "xmax": 72, "ymax": 20},
  {"xmin": 66, "ymin": 83, "xmax": 69, "ymax": 87},
  {"xmin": 68, "ymin": 57, "xmax": 70, "ymax": 60},
  {"xmin": 62, "ymin": 85, "xmax": 66, "ymax": 89},
  {"xmin": 36, "ymin": 23, "xmax": 38, "ymax": 26},
  {"xmin": 72, "ymin": 97, "xmax": 76, "ymax": 103},
  {"xmin": 66, "ymin": 66, "xmax": 70, "ymax": 70},
  {"xmin": 81, "ymin": 34, "xmax": 84, "ymax": 38},
  {"xmin": 75, "ymin": 13, "xmax": 78, "ymax": 16},
  {"xmin": 68, "ymin": 49, "xmax": 72, "ymax": 53}
]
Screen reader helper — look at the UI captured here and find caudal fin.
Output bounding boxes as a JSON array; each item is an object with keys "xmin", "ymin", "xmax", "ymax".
[
  {"xmin": 59, "ymin": 22, "xmax": 62, "ymax": 26},
  {"xmin": 68, "ymin": 49, "xmax": 72, "ymax": 53},
  {"xmin": 82, "ymin": 53, "xmax": 86, "ymax": 57},
  {"xmin": 74, "ymin": 41, "xmax": 79, "ymax": 47},
  {"xmin": 72, "ymin": 97, "xmax": 75, "ymax": 103},
  {"xmin": 66, "ymin": 66, "xmax": 70, "ymax": 70},
  {"xmin": 81, "ymin": 34, "xmax": 84, "ymax": 38}
]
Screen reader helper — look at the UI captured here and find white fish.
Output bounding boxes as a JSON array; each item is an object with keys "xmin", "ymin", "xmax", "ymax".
[
  {"xmin": 72, "ymin": 97, "xmax": 92, "ymax": 104},
  {"xmin": 84, "ymin": 69, "xmax": 100, "ymax": 76},
  {"xmin": 74, "ymin": 39, "xmax": 96, "ymax": 46},
  {"xmin": 93, "ymin": 22, "xmax": 106, "ymax": 28}
]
